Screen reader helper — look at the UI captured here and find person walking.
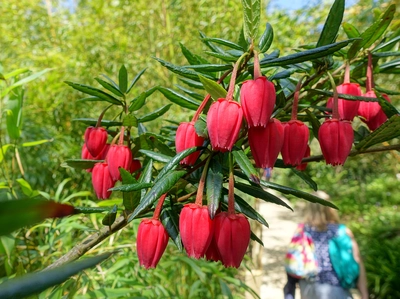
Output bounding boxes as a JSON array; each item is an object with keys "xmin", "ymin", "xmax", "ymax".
[{"xmin": 284, "ymin": 192, "xmax": 368, "ymax": 299}]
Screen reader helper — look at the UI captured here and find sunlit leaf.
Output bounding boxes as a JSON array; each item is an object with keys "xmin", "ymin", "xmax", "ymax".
[
  {"xmin": 21, "ymin": 139, "xmax": 52, "ymax": 147},
  {"xmin": 61, "ymin": 159, "xmax": 101, "ymax": 170},
  {"xmin": 342, "ymin": 22, "xmax": 360, "ymax": 39},
  {"xmin": 232, "ymin": 149, "xmax": 260, "ymax": 184},
  {"xmin": 137, "ymin": 104, "xmax": 172, "ymax": 123},
  {"xmin": 200, "ymin": 37, "xmax": 244, "ymax": 51},
  {"xmin": 316, "ymin": 0, "xmax": 344, "ymax": 47},
  {"xmin": 64, "ymin": 81, "xmax": 122, "ymax": 105},
  {"xmin": 95, "ymin": 77, "xmax": 124, "ymax": 97},
  {"xmin": 139, "ymin": 149, "xmax": 172, "ymax": 163},
  {"xmin": 207, "ymin": 160, "xmax": 223, "ymax": 219},
  {"xmin": 258, "ymin": 23, "xmax": 274, "ymax": 53},
  {"xmin": 110, "ymin": 182, "xmax": 153, "ymax": 192},
  {"xmin": 118, "ymin": 65, "xmax": 128, "ymax": 93},
  {"xmin": 199, "ymin": 75, "xmax": 227, "ymax": 100},
  {"xmin": 126, "ymin": 68, "xmax": 147, "ymax": 94},
  {"xmin": 157, "ymin": 87, "xmax": 200, "ymax": 110},
  {"xmin": 241, "ymin": 0, "xmax": 261, "ymax": 41}
]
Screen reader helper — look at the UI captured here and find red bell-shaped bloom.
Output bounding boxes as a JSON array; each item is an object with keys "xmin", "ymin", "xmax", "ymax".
[
  {"xmin": 92, "ymin": 162, "xmax": 115, "ymax": 199},
  {"xmin": 84, "ymin": 126, "xmax": 108, "ymax": 157},
  {"xmin": 318, "ymin": 119, "xmax": 354, "ymax": 166},
  {"xmin": 248, "ymin": 118, "xmax": 284, "ymax": 169},
  {"xmin": 326, "ymin": 83, "xmax": 361, "ymax": 121},
  {"xmin": 240, "ymin": 76, "xmax": 276, "ymax": 127},
  {"xmin": 137, "ymin": 218, "xmax": 169, "ymax": 269},
  {"xmin": 130, "ymin": 158, "xmax": 141, "ymax": 179},
  {"xmin": 207, "ymin": 99, "xmax": 243, "ymax": 152},
  {"xmin": 175, "ymin": 122, "xmax": 205, "ymax": 165},
  {"xmin": 205, "ymin": 236, "xmax": 222, "ymax": 262},
  {"xmin": 296, "ymin": 145, "xmax": 310, "ymax": 171},
  {"xmin": 358, "ymin": 90, "xmax": 383, "ymax": 122},
  {"xmin": 107, "ymin": 145, "xmax": 132, "ymax": 181},
  {"xmin": 281, "ymin": 120, "xmax": 309, "ymax": 166},
  {"xmin": 361, "ymin": 93, "xmax": 390, "ymax": 131},
  {"xmin": 213, "ymin": 212, "xmax": 250, "ymax": 268},
  {"xmin": 179, "ymin": 203, "xmax": 214, "ymax": 259}
]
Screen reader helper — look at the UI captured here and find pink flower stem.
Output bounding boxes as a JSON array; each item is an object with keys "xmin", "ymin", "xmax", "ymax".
[
  {"xmin": 344, "ymin": 61, "xmax": 350, "ymax": 84},
  {"xmin": 291, "ymin": 76, "xmax": 307, "ymax": 120},
  {"xmin": 327, "ymin": 72, "xmax": 340, "ymax": 120},
  {"xmin": 194, "ymin": 154, "xmax": 212, "ymax": 206},
  {"xmin": 95, "ymin": 104, "xmax": 112, "ymax": 128},
  {"xmin": 366, "ymin": 51, "xmax": 374, "ymax": 92},
  {"xmin": 152, "ymin": 193, "xmax": 168, "ymax": 220},
  {"xmin": 226, "ymin": 52, "xmax": 249, "ymax": 101},
  {"xmin": 228, "ymin": 153, "xmax": 235, "ymax": 215},
  {"xmin": 118, "ymin": 126, "xmax": 125, "ymax": 145},
  {"xmin": 253, "ymin": 50, "xmax": 261, "ymax": 80}
]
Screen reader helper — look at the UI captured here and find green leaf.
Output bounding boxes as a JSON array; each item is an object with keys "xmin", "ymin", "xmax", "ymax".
[
  {"xmin": 0, "ymin": 199, "xmax": 75, "ymax": 236},
  {"xmin": 373, "ymin": 35, "xmax": 400, "ymax": 52},
  {"xmin": 291, "ymin": 169, "xmax": 318, "ymax": 191},
  {"xmin": 178, "ymin": 77, "xmax": 205, "ymax": 90},
  {"xmin": 128, "ymin": 170, "xmax": 187, "ymax": 222},
  {"xmin": 250, "ymin": 231, "xmax": 264, "ymax": 247},
  {"xmin": 64, "ymin": 81, "xmax": 122, "ymax": 105},
  {"xmin": 139, "ymin": 149, "xmax": 172, "ymax": 163},
  {"xmin": 199, "ymin": 31, "xmax": 225, "ymax": 54},
  {"xmin": 73, "ymin": 206, "xmax": 110, "ymax": 214},
  {"xmin": 355, "ymin": 115, "xmax": 400, "ymax": 150},
  {"xmin": 94, "ymin": 77, "xmax": 124, "ymax": 97},
  {"xmin": 376, "ymin": 91, "xmax": 399, "ymax": 118},
  {"xmin": 348, "ymin": 4, "xmax": 396, "ymax": 59},
  {"xmin": 61, "ymin": 159, "xmax": 101, "ymax": 170},
  {"xmin": 260, "ymin": 180, "xmax": 338, "ymax": 209},
  {"xmin": 204, "ymin": 51, "xmax": 238, "ymax": 62},
  {"xmin": 100, "ymin": 74, "xmax": 119, "ymax": 89},
  {"xmin": 194, "ymin": 118, "xmax": 208, "ymax": 138},
  {"xmin": 342, "ymin": 22, "xmax": 360, "ymax": 39},
  {"xmin": 157, "ymin": 87, "xmax": 200, "ymax": 111},
  {"xmin": 183, "ymin": 64, "xmax": 232, "ymax": 72},
  {"xmin": 175, "ymin": 85, "xmax": 204, "ymax": 101},
  {"xmin": 1, "ymin": 69, "xmax": 52, "ymax": 97},
  {"xmin": 122, "ymin": 114, "xmax": 138, "ymax": 127},
  {"xmin": 126, "ymin": 68, "xmax": 147, "ymax": 94},
  {"xmin": 16, "ymin": 178, "xmax": 37, "ymax": 197},
  {"xmin": 179, "ymin": 43, "xmax": 210, "ymax": 65},
  {"xmin": 305, "ymin": 109, "xmax": 321, "ymax": 141},
  {"xmin": 72, "ymin": 118, "xmax": 122, "ymax": 127},
  {"xmin": 232, "ymin": 150, "xmax": 260, "ymax": 184},
  {"xmin": 0, "ymin": 252, "xmax": 112, "ymax": 298},
  {"xmin": 235, "ymin": 182, "xmax": 293, "ymax": 211},
  {"xmin": 119, "ymin": 169, "xmax": 140, "ymax": 212},
  {"xmin": 316, "ymin": 0, "xmax": 344, "ymax": 47},
  {"xmin": 160, "ymin": 199, "xmax": 182, "ymax": 251},
  {"xmin": 154, "ymin": 57, "xmax": 205, "ymax": 81},
  {"xmin": 199, "ymin": 75, "xmax": 227, "ymax": 100},
  {"xmin": 119, "ymin": 65, "xmax": 128, "ymax": 93},
  {"xmin": 372, "ymin": 51, "xmax": 400, "ymax": 58},
  {"xmin": 260, "ymin": 39, "xmax": 356, "ymax": 67},
  {"xmin": 129, "ymin": 87, "xmax": 157, "ymax": 112},
  {"xmin": 241, "ymin": 0, "xmax": 261, "ymax": 41},
  {"xmin": 21, "ymin": 139, "xmax": 52, "ymax": 147},
  {"xmin": 200, "ymin": 37, "xmax": 244, "ymax": 51},
  {"xmin": 207, "ymin": 160, "xmax": 223, "ymax": 219},
  {"xmin": 0, "ymin": 144, "xmax": 14, "ymax": 163},
  {"xmin": 258, "ymin": 23, "xmax": 274, "ymax": 53},
  {"xmin": 3, "ymin": 68, "xmax": 30, "ymax": 80},
  {"xmin": 110, "ymin": 182, "xmax": 153, "ymax": 192},
  {"xmin": 137, "ymin": 104, "xmax": 172, "ymax": 123},
  {"xmin": 6, "ymin": 110, "xmax": 20, "ymax": 139},
  {"xmin": 102, "ymin": 205, "xmax": 118, "ymax": 226}
]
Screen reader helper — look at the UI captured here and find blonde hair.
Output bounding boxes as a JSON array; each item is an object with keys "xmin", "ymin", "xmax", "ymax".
[{"xmin": 303, "ymin": 191, "xmax": 339, "ymax": 231}]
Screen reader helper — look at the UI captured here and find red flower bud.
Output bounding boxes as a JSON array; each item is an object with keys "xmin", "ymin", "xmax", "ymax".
[
  {"xmin": 248, "ymin": 118, "xmax": 284, "ymax": 168},
  {"xmin": 296, "ymin": 145, "xmax": 310, "ymax": 171},
  {"xmin": 207, "ymin": 99, "xmax": 243, "ymax": 152},
  {"xmin": 213, "ymin": 212, "xmax": 250, "ymax": 268},
  {"xmin": 107, "ymin": 145, "xmax": 132, "ymax": 181},
  {"xmin": 179, "ymin": 204, "xmax": 214, "ymax": 259},
  {"xmin": 175, "ymin": 122, "xmax": 205, "ymax": 165},
  {"xmin": 92, "ymin": 162, "xmax": 115, "ymax": 199},
  {"xmin": 326, "ymin": 83, "xmax": 361, "ymax": 121},
  {"xmin": 361, "ymin": 93, "xmax": 390, "ymax": 131},
  {"xmin": 358, "ymin": 91, "xmax": 382, "ymax": 122},
  {"xmin": 318, "ymin": 119, "xmax": 354, "ymax": 166},
  {"xmin": 240, "ymin": 77, "xmax": 276, "ymax": 127},
  {"xmin": 137, "ymin": 218, "xmax": 169, "ymax": 269},
  {"xmin": 130, "ymin": 158, "xmax": 142, "ymax": 179},
  {"xmin": 205, "ymin": 236, "xmax": 222, "ymax": 262},
  {"xmin": 281, "ymin": 120, "xmax": 309, "ymax": 166},
  {"xmin": 84, "ymin": 127, "xmax": 108, "ymax": 157}
]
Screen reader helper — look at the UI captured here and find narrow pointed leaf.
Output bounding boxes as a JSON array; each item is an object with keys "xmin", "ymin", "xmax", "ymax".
[
  {"xmin": 1, "ymin": 69, "xmax": 51, "ymax": 97},
  {"xmin": 109, "ymin": 182, "xmax": 153, "ymax": 192},
  {"xmin": 21, "ymin": 139, "xmax": 52, "ymax": 147},
  {"xmin": 204, "ymin": 51, "xmax": 238, "ymax": 62},
  {"xmin": 126, "ymin": 68, "xmax": 147, "ymax": 94},
  {"xmin": 207, "ymin": 161, "xmax": 223, "ymax": 219},
  {"xmin": 119, "ymin": 65, "xmax": 128, "ymax": 93},
  {"xmin": 137, "ymin": 104, "xmax": 172, "ymax": 123},
  {"xmin": 64, "ymin": 81, "xmax": 122, "ymax": 105},
  {"xmin": 72, "ymin": 118, "xmax": 122, "ymax": 127},
  {"xmin": 175, "ymin": 85, "xmax": 204, "ymax": 101},
  {"xmin": 316, "ymin": 0, "xmax": 345, "ymax": 47},
  {"xmin": 199, "ymin": 31, "xmax": 225, "ymax": 54},
  {"xmin": 373, "ymin": 35, "xmax": 400, "ymax": 52},
  {"xmin": 201, "ymin": 37, "xmax": 244, "ymax": 51},
  {"xmin": 305, "ymin": 109, "xmax": 321, "ymax": 140},
  {"xmin": 199, "ymin": 75, "xmax": 227, "ymax": 100},
  {"xmin": 128, "ymin": 170, "xmax": 187, "ymax": 222},
  {"xmin": 232, "ymin": 150, "xmax": 260, "ymax": 184},
  {"xmin": 160, "ymin": 200, "xmax": 182, "ymax": 251},
  {"xmin": 139, "ymin": 149, "xmax": 172, "ymax": 163},
  {"xmin": 102, "ymin": 205, "xmax": 118, "ymax": 226},
  {"xmin": 250, "ymin": 231, "xmax": 264, "ymax": 246},
  {"xmin": 157, "ymin": 87, "xmax": 200, "ymax": 110},
  {"xmin": 258, "ymin": 23, "xmax": 274, "ymax": 53},
  {"xmin": 376, "ymin": 91, "xmax": 399, "ymax": 118},
  {"xmin": 342, "ymin": 22, "xmax": 360, "ymax": 39},
  {"xmin": 61, "ymin": 159, "xmax": 102, "ymax": 170},
  {"xmin": 183, "ymin": 64, "xmax": 232, "ymax": 72},
  {"xmin": 129, "ymin": 87, "xmax": 157, "ymax": 112},
  {"xmin": 154, "ymin": 57, "xmax": 206, "ymax": 81},
  {"xmin": 179, "ymin": 43, "xmax": 210, "ymax": 65},
  {"xmin": 100, "ymin": 74, "xmax": 119, "ymax": 89},
  {"xmin": 94, "ymin": 78, "xmax": 124, "ymax": 97},
  {"xmin": 241, "ymin": 0, "xmax": 261, "ymax": 41},
  {"xmin": 73, "ymin": 207, "xmax": 111, "ymax": 214},
  {"xmin": 291, "ymin": 169, "xmax": 318, "ymax": 191}
]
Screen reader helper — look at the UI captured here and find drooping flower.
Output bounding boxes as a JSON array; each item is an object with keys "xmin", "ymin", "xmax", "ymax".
[
  {"xmin": 175, "ymin": 122, "xmax": 205, "ymax": 165},
  {"xmin": 92, "ymin": 162, "xmax": 115, "ymax": 199},
  {"xmin": 205, "ymin": 236, "xmax": 222, "ymax": 262},
  {"xmin": 84, "ymin": 126, "xmax": 108, "ymax": 157},
  {"xmin": 137, "ymin": 218, "xmax": 169, "ymax": 269},
  {"xmin": 359, "ymin": 92, "xmax": 391, "ymax": 131},
  {"xmin": 213, "ymin": 212, "xmax": 250, "ymax": 268},
  {"xmin": 207, "ymin": 99, "xmax": 243, "ymax": 152},
  {"xmin": 107, "ymin": 144, "xmax": 132, "ymax": 181},
  {"xmin": 326, "ymin": 83, "xmax": 361, "ymax": 121},
  {"xmin": 296, "ymin": 145, "xmax": 310, "ymax": 171},
  {"xmin": 179, "ymin": 203, "xmax": 214, "ymax": 259},
  {"xmin": 318, "ymin": 119, "xmax": 354, "ymax": 166},
  {"xmin": 281, "ymin": 120, "xmax": 309, "ymax": 166},
  {"xmin": 248, "ymin": 118, "xmax": 284, "ymax": 168},
  {"xmin": 240, "ymin": 77, "xmax": 276, "ymax": 127},
  {"xmin": 130, "ymin": 158, "xmax": 142, "ymax": 179}
]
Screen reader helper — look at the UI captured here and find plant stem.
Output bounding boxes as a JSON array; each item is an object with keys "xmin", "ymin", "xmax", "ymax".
[
  {"xmin": 366, "ymin": 51, "xmax": 374, "ymax": 92},
  {"xmin": 228, "ymin": 152, "xmax": 235, "ymax": 215},
  {"xmin": 95, "ymin": 105, "xmax": 112, "ymax": 128},
  {"xmin": 226, "ymin": 52, "xmax": 249, "ymax": 101},
  {"xmin": 118, "ymin": 126, "xmax": 125, "ymax": 146},
  {"xmin": 152, "ymin": 193, "xmax": 167, "ymax": 220},
  {"xmin": 253, "ymin": 51, "xmax": 261, "ymax": 79},
  {"xmin": 291, "ymin": 76, "xmax": 307, "ymax": 120},
  {"xmin": 194, "ymin": 154, "xmax": 212, "ymax": 206},
  {"xmin": 327, "ymin": 72, "xmax": 339, "ymax": 120},
  {"xmin": 344, "ymin": 61, "xmax": 350, "ymax": 84}
]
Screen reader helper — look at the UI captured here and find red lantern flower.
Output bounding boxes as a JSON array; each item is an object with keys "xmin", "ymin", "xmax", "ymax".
[
  {"xmin": 107, "ymin": 145, "xmax": 132, "ymax": 181},
  {"xmin": 137, "ymin": 218, "xmax": 169, "ymax": 269},
  {"xmin": 92, "ymin": 162, "xmax": 115, "ymax": 199},
  {"xmin": 248, "ymin": 118, "xmax": 284, "ymax": 168},
  {"xmin": 318, "ymin": 119, "xmax": 354, "ymax": 166},
  {"xmin": 84, "ymin": 126, "xmax": 108, "ymax": 157},
  {"xmin": 206, "ymin": 99, "xmax": 243, "ymax": 152},
  {"xmin": 175, "ymin": 122, "xmax": 205, "ymax": 165},
  {"xmin": 359, "ymin": 92, "xmax": 390, "ymax": 131},
  {"xmin": 296, "ymin": 145, "xmax": 310, "ymax": 171},
  {"xmin": 130, "ymin": 158, "xmax": 142, "ymax": 179},
  {"xmin": 326, "ymin": 83, "xmax": 361, "ymax": 121},
  {"xmin": 240, "ymin": 76, "xmax": 276, "ymax": 127},
  {"xmin": 205, "ymin": 236, "xmax": 222, "ymax": 262},
  {"xmin": 213, "ymin": 212, "xmax": 250, "ymax": 268},
  {"xmin": 179, "ymin": 203, "xmax": 214, "ymax": 259},
  {"xmin": 281, "ymin": 120, "xmax": 309, "ymax": 166}
]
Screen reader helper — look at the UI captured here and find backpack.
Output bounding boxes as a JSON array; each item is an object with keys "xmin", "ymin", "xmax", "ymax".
[
  {"xmin": 328, "ymin": 224, "xmax": 360, "ymax": 289},
  {"xmin": 284, "ymin": 223, "xmax": 318, "ymax": 279}
]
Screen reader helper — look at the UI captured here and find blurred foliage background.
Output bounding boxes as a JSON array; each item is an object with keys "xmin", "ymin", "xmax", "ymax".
[{"xmin": 0, "ymin": 0, "xmax": 399, "ymax": 297}]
